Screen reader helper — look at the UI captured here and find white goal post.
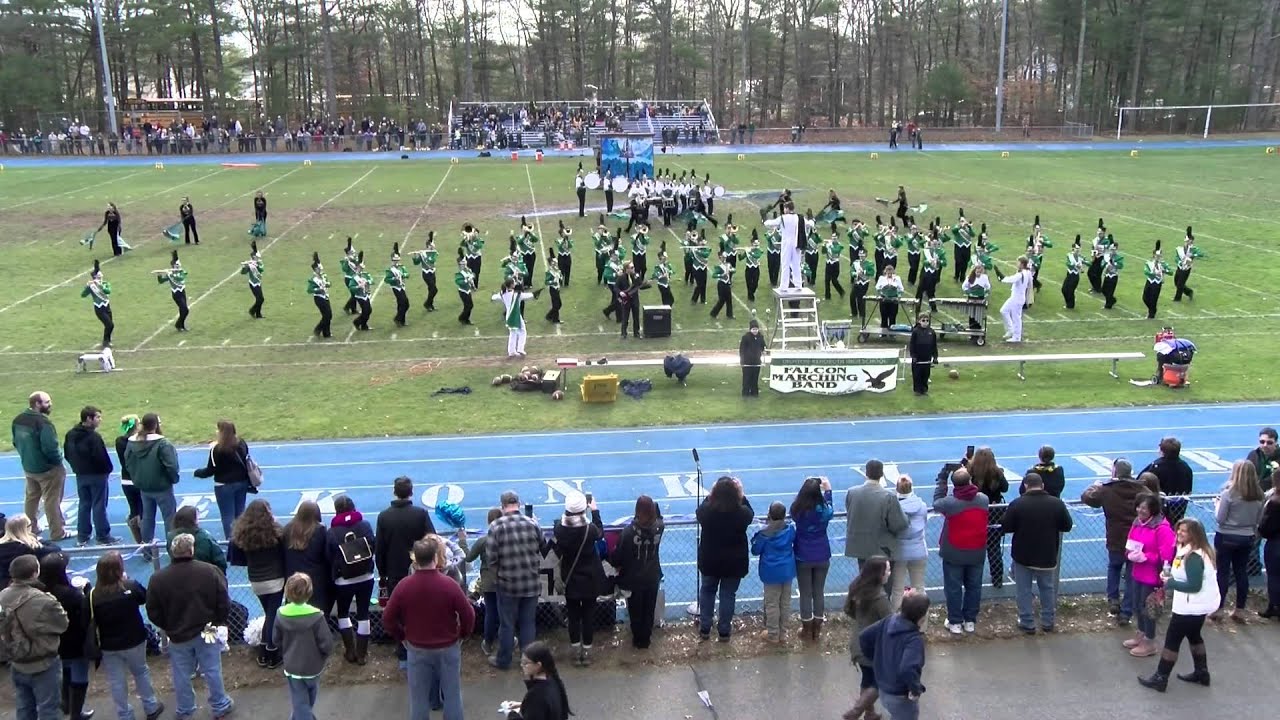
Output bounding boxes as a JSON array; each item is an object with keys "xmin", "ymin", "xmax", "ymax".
[{"xmin": 1116, "ymin": 102, "xmax": 1280, "ymax": 139}]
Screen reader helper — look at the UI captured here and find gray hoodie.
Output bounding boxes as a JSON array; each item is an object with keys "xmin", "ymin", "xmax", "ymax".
[{"xmin": 271, "ymin": 601, "xmax": 334, "ymax": 679}]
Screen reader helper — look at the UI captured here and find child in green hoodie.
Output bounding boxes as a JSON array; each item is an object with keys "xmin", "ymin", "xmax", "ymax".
[{"xmin": 272, "ymin": 573, "xmax": 334, "ymax": 720}]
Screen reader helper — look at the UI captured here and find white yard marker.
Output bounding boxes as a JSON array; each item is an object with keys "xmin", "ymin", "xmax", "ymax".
[
  {"xmin": 222, "ymin": 338, "xmax": 231, "ymax": 346},
  {"xmin": 177, "ymin": 340, "xmax": 187, "ymax": 347},
  {"xmin": 262, "ymin": 337, "xmax": 272, "ymax": 344}
]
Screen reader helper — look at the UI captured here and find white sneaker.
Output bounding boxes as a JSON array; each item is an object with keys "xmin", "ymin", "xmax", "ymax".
[
  {"xmin": 947, "ymin": 623, "xmax": 963, "ymax": 635},
  {"xmin": 963, "ymin": 622, "xmax": 976, "ymax": 633}
]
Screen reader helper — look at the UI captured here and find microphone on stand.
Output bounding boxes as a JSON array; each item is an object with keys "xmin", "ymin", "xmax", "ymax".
[
  {"xmin": 692, "ymin": 448, "xmax": 700, "ymax": 465},
  {"xmin": 691, "ymin": 447, "xmax": 705, "ymax": 619}
]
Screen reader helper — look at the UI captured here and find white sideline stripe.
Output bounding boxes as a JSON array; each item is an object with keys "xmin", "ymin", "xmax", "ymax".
[
  {"xmin": 0, "ymin": 167, "xmax": 301, "ymax": 316},
  {"xmin": 0, "ymin": 169, "xmax": 149, "ymax": 211},
  {"xmin": 345, "ymin": 165, "xmax": 454, "ymax": 343},
  {"xmin": 132, "ymin": 168, "xmax": 377, "ymax": 351}
]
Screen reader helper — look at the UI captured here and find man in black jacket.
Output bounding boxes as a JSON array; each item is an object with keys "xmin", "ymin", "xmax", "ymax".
[
  {"xmin": 1022, "ymin": 445, "xmax": 1066, "ymax": 498},
  {"xmin": 907, "ymin": 313, "xmax": 938, "ymax": 396},
  {"xmin": 374, "ymin": 476, "xmax": 434, "ymax": 663},
  {"xmin": 739, "ymin": 319, "xmax": 765, "ymax": 396},
  {"xmin": 1002, "ymin": 473, "xmax": 1073, "ymax": 633},
  {"xmin": 1140, "ymin": 436, "xmax": 1194, "ymax": 523},
  {"xmin": 63, "ymin": 406, "xmax": 120, "ymax": 547}
]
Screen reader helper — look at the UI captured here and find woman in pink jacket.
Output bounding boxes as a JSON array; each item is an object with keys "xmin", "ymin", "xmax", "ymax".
[{"xmin": 1123, "ymin": 494, "xmax": 1177, "ymax": 657}]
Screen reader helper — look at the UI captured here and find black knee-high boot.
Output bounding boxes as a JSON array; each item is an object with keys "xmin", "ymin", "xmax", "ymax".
[
  {"xmin": 1138, "ymin": 652, "xmax": 1177, "ymax": 692},
  {"xmin": 1176, "ymin": 643, "xmax": 1210, "ymax": 686}
]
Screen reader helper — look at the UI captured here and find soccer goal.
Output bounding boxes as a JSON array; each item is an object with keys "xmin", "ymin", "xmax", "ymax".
[{"xmin": 1116, "ymin": 102, "xmax": 1280, "ymax": 139}]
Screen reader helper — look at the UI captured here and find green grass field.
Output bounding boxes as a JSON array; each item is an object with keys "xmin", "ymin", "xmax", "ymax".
[{"xmin": 0, "ymin": 147, "xmax": 1276, "ymax": 449}]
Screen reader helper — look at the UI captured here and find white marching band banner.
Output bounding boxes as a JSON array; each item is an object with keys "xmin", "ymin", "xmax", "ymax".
[{"xmin": 768, "ymin": 349, "xmax": 902, "ymax": 395}]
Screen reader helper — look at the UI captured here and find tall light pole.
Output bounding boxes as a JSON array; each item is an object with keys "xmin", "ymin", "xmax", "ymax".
[
  {"xmin": 994, "ymin": 0, "xmax": 1009, "ymax": 132},
  {"xmin": 93, "ymin": 0, "xmax": 119, "ymax": 135}
]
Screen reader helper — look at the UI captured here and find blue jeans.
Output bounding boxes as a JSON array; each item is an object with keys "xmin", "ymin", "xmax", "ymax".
[
  {"xmin": 698, "ymin": 575, "xmax": 742, "ymax": 638},
  {"xmin": 11, "ymin": 658, "xmax": 61, "ymax": 720},
  {"xmin": 494, "ymin": 594, "xmax": 538, "ymax": 669},
  {"xmin": 258, "ymin": 590, "xmax": 284, "ymax": 651},
  {"xmin": 168, "ymin": 636, "xmax": 233, "ymax": 718},
  {"xmin": 941, "ymin": 561, "xmax": 982, "ymax": 624},
  {"xmin": 75, "ymin": 473, "xmax": 112, "ymax": 542},
  {"xmin": 64, "ymin": 657, "xmax": 90, "ymax": 684},
  {"xmin": 139, "ymin": 489, "xmax": 177, "ymax": 544},
  {"xmin": 482, "ymin": 591, "xmax": 499, "ymax": 646},
  {"xmin": 287, "ymin": 677, "xmax": 318, "ymax": 720},
  {"xmin": 1215, "ymin": 532, "xmax": 1253, "ymax": 610},
  {"xmin": 406, "ymin": 643, "xmax": 464, "ymax": 720},
  {"xmin": 1106, "ymin": 550, "xmax": 1133, "ymax": 617},
  {"xmin": 1131, "ymin": 579, "xmax": 1158, "ymax": 639},
  {"xmin": 102, "ymin": 642, "xmax": 161, "ymax": 720},
  {"xmin": 213, "ymin": 483, "xmax": 248, "ymax": 540},
  {"xmin": 1012, "ymin": 562, "xmax": 1058, "ymax": 628},
  {"xmin": 879, "ymin": 692, "xmax": 920, "ymax": 720}
]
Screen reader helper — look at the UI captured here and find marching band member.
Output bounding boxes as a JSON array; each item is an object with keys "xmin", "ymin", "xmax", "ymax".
[
  {"xmin": 82, "ymin": 260, "xmax": 113, "ymax": 347},
  {"xmin": 241, "ymin": 240, "xmax": 265, "ymax": 319},
  {"xmin": 631, "ymin": 222, "xmax": 651, "ymax": 279},
  {"xmin": 822, "ymin": 222, "xmax": 845, "ymax": 300},
  {"xmin": 1087, "ymin": 218, "xmax": 1109, "ymax": 294},
  {"xmin": 1000, "ymin": 256, "xmax": 1034, "ymax": 343},
  {"xmin": 684, "ymin": 221, "xmax": 700, "ymax": 284},
  {"xmin": 971, "ymin": 224, "xmax": 999, "ymax": 271},
  {"xmin": 817, "ymin": 189, "xmax": 845, "ymax": 225},
  {"xmin": 759, "ymin": 188, "xmax": 793, "ymax": 222},
  {"xmin": 950, "ymin": 210, "xmax": 973, "ymax": 283},
  {"xmin": 592, "ymin": 217, "xmax": 612, "ymax": 285},
  {"xmin": 340, "ymin": 237, "xmax": 360, "ymax": 315},
  {"xmin": 690, "ymin": 229, "xmax": 712, "ymax": 304},
  {"xmin": 556, "ymin": 221, "xmax": 574, "ymax": 286},
  {"xmin": 709, "ymin": 252, "xmax": 736, "ymax": 320},
  {"xmin": 516, "ymin": 216, "xmax": 538, "ymax": 280},
  {"xmin": 883, "ymin": 218, "xmax": 902, "ymax": 280},
  {"xmin": 602, "ymin": 233, "xmax": 624, "ymax": 319},
  {"xmin": 603, "ymin": 170, "xmax": 615, "ymax": 213},
  {"xmin": 616, "ymin": 261, "xmax": 648, "ymax": 339},
  {"xmin": 410, "ymin": 231, "xmax": 439, "ymax": 311},
  {"xmin": 1142, "ymin": 241, "xmax": 1173, "ymax": 320},
  {"xmin": 455, "ymin": 248, "xmax": 476, "ymax": 325},
  {"xmin": 848, "ymin": 247, "xmax": 873, "ymax": 322},
  {"xmin": 346, "ymin": 251, "xmax": 374, "ymax": 332},
  {"xmin": 575, "ymin": 169, "xmax": 588, "ymax": 217},
  {"xmin": 847, "ymin": 217, "xmax": 870, "ymax": 258},
  {"xmin": 154, "ymin": 249, "xmax": 189, "ymax": 332},
  {"xmin": 916, "ymin": 229, "xmax": 945, "ymax": 314},
  {"xmin": 1101, "ymin": 241, "xmax": 1124, "ymax": 310},
  {"xmin": 904, "ymin": 221, "xmax": 924, "ymax": 285},
  {"xmin": 503, "ymin": 237, "xmax": 528, "ymax": 286},
  {"xmin": 765, "ymin": 217, "xmax": 782, "ymax": 288},
  {"xmin": 895, "ymin": 185, "xmax": 910, "ymax": 225},
  {"xmin": 491, "ymin": 277, "xmax": 536, "ymax": 357},
  {"xmin": 660, "ymin": 184, "xmax": 678, "ymax": 227},
  {"xmin": 251, "ymin": 191, "xmax": 268, "ymax": 237},
  {"xmin": 624, "ymin": 195, "xmax": 645, "ymax": 233},
  {"xmin": 743, "ymin": 229, "xmax": 765, "ymax": 302},
  {"xmin": 962, "ymin": 264, "xmax": 992, "ymax": 330},
  {"xmin": 701, "ymin": 175, "xmax": 715, "ymax": 217},
  {"xmin": 872, "ymin": 215, "xmax": 889, "ymax": 277},
  {"xmin": 180, "ymin": 196, "xmax": 199, "ymax": 245},
  {"xmin": 462, "ymin": 223, "xmax": 485, "ymax": 289},
  {"xmin": 876, "ymin": 265, "xmax": 905, "ymax": 330},
  {"xmin": 1025, "ymin": 215, "xmax": 1053, "ymax": 304},
  {"xmin": 653, "ymin": 242, "xmax": 675, "ymax": 306},
  {"xmin": 545, "ymin": 249, "xmax": 563, "ymax": 324},
  {"xmin": 307, "ymin": 253, "xmax": 332, "ymax": 338},
  {"xmin": 803, "ymin": 210, "xmax": 822, "ymax": 282},
  {"xmin": 386, "ymin": 243, "xmax": 410, "ymax": 327},
  {"xmin": 764, "ymin": 201, "xmax": 804, "ymax": 290},
  {"xmin": 718, "ymin": 216, "xmax": 740, "ymax": 269},
  {"xmin": 1174, "ymin": 226, "xmax": 1204, "ymax": 302},
  {"xmin": 95, "ymin": 203, "xmax": 126, "ymax": 257},
  {"xmin": 1062, "ymin": 235, "xmax": 1085, "ymax": 310}
]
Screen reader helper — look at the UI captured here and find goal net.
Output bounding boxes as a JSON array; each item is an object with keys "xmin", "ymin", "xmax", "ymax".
[{"xmin": 1116, "ymin": 103, "xmax": 1280, "ymax": 139}]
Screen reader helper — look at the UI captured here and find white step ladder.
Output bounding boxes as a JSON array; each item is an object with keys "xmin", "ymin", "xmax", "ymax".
[{"xmin": 771, "ymin": 287, "xmax": 826, "ymax": 350}]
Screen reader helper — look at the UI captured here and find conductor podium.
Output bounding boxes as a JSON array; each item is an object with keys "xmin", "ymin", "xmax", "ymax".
[{"xmin": 643, "ymin": 305, "xmax": 671, "ymax": 338}]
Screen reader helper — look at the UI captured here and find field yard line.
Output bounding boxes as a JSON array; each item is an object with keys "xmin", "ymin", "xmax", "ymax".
[
  {"xmin": 0, "ymin": 169, "xmax": 150, "ymax": 211},
  {"xmin": 345, "ymin": 165, "xmax": 453, "ymax": 343},
  {"xmin": 132, "ymin": 167, "xmax": 377, "ymax": 351},
  {"xmin": 0, "ymin": 167, "xmax": 302, "ymax": 316}
]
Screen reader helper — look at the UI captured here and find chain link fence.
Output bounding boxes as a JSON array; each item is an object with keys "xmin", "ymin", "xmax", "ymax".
[{"xmin": 51, "ymin": 494, "xmax": 1261, "ymax": 644}]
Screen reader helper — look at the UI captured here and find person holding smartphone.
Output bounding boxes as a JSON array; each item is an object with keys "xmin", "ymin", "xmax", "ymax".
[{"xmin": 552, "ymin": 492, "xmax": 605, "ymax": 667}]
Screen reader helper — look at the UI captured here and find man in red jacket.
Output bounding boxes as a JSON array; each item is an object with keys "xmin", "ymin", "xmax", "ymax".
[{"xmin": 383, "ymin": 536, "xmax": 475, "ymax": 720}]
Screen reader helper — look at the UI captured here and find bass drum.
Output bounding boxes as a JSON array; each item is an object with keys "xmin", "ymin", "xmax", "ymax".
[
  {"xmin": 610, "ymin": 175, "xmax": 631, "ymax": 193},
  {"xmin": 713, "ymin": 185, "xmax": 726, "ymax": 198},
  {"xmin": 584, "ymin": 172, "xmax": 602, "ymax": 190}
]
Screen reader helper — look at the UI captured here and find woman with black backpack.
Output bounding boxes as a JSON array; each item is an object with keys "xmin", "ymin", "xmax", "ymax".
[{"xmin": 327, "ymin": 495, "xmax": 376, "ymax": 665}]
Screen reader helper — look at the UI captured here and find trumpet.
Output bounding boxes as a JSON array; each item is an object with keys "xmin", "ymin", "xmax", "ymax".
[{"xmin": 150, "ymin": 269, "xmax": 171, "ymax": 275}]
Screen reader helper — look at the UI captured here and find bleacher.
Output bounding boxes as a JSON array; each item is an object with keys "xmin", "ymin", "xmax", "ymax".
[{"xmin": 448, "ymin": 99, "xmax": 720, "ymax": 149}]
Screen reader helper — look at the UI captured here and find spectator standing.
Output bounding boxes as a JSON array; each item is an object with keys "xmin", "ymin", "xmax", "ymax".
[
  {"xmin": 383, "ymin": 537, "xmax": 475, "ymax": 720},
  {"xmin": 12, "ymin": 391, "xmax": 68, "ymax": 540},
  {"xmin": 122, "ymin": 414, "xmax": 178, "ymax": 557},
  {"xmin": 505, "ymin": 641, "xmax": 571, "ymax": 720},
  {"xmin": 1246, "ymin": 426, "xmax": 1279, "ymax": 492},
  {"xmin": 192, "ymin": 420, "xmax": 255, "ymax": 539},
  {"xmin": 968, "ymin": 447, "xmax": 1009, "ymax": 587},
  {"xmin": 167, "ymin": 505, "xmax": 227, "ymax": 572},
  {"xmin": 272, "ymin": 573, "xmax": 335, "ymax": 720},
  {"xmin": 374, "ymin": 476, "xmax": 433, "ymax": 665},
  {"xmin": 612, "ymin": 496, "xmax": 664, "ymax": 649},
  {"xmin": 858, "ymin": 591, "xmax": 930, "ymax": 720},
  {"xmin": 36, "ymin": 553, "xmax": 93, "ymax": 720},
  {"xmin": 696, "ymin": 477, "xmax": 755, "ymax": 642},
  {"xmin": 0, "ymin": 514, "xmax": 59, "ymax": 590},
  {"xmin": 843, "ymin": 556, "xmax": 891, "ymax": 720},
  {"xmin": 1123, "ymin": 494, "xmax": 1176, "ymax": 657},
  {"xmin": 1258, "ymin": 488, "xmax": 1280, "ymax": 618},
  {"xmin": 791, "ymin": 477, "xmax": 834, "ymax": 641},
  {"xmin": 231, "ymin": 499, "xmax": 286, "ymax": 669},
  {"xmin": 464, "ymin": 508, "xmax": 505, "ymax": 654},
  {"xmin": 1137, "ymin": 518, "xmax": 1221, "ymax": 692},
  {"xmin": 146, "ymin": 533, "xmax": 234, "ymax": 720},
  {"xmin": 739, "ymin": 319, "xmax": 766, "ymax": 396},
  {"xmin": 552, "ymin": 492, "xmax": 605, "ymax": 666},
  {"xmin": 906, "ymin": 313, "xmax": 938, "ymax": 395},
  {"xmin": 845, "ymin": 460, "xmax": 908, "ymax": 597},
  {"xmin": 892, "ymin": 477, "xmax": 929, "ymax": 616},
  {"xmin": 1000, "ymin": 473, "xmax": 1074, "ymax": 633},
  {"xmin": 1022, "ymin": 445, "xmax": 1066, "ymax": 498},
  {"xmin": 63, "ymin": 406, "xmax": 120, "ymax": 546},
  {"xmin": 328, "ymin": 495, "xmax": 376, "ymax": 665},
  {"xmin": 751, "ymin": 502, "xmax": 796, "ymax": 643},
  {"xmin": 1141, "ymin": 437, "xmax": 1194, "ymax": 522},
  {"xmin": 283, "ymin": 501, "xmax": 332, "ymax": 617},
  {"xmin": 89, "ymin": 551, "xmax": 164, "ymax": 720},
  {"xmin": 933, "ymin": 468, "xmax": 989, "ymax": 634},
  {"xmin": 1081, "ymin": 459, "xmax": 1149, "ymax": 624},
  {"xmin": 1211, "ymin": 461, "xmax": 1265, "ymax": 622},
  {"xmin": 0, "ymin": 554, "xmax": 69, "ymax": 720},
  {"xmin": 486, "ymin": 492, "xmax": 544, "ymax": 670},
  {"xmin": 114, "ymin": 415, "xmax": 143, "ymax": 543}
]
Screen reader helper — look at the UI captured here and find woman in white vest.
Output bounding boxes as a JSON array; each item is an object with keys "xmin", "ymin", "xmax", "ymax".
[{"xmin": 1137, "ymin": 517, "xmax": 1220, "ymax": 692}]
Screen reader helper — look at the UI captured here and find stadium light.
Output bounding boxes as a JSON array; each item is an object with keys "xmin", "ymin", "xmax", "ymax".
[
  {"xmin": 93, "ymin": 0, "xmax": 119, "ymax": 136},
  {"xmin": 994, "ymin": 0, "xmax": 1009, "ymax": 132}
]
